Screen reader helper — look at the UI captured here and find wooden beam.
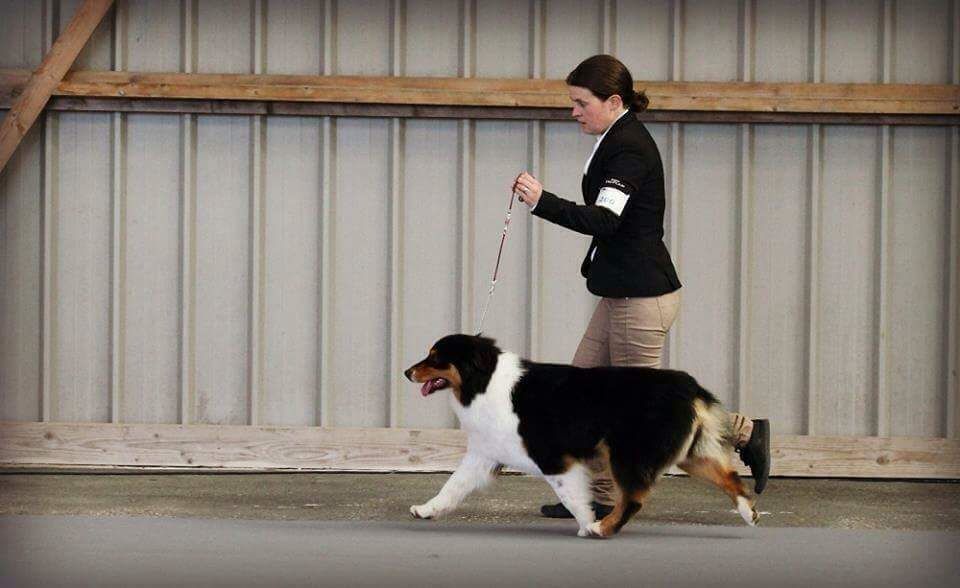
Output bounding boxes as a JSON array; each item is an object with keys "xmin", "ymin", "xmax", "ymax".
[
  {"xmin": 1, "ymin": 421, "xmax": 958, "ymax": 479},
  {"xmin": 1, "ymin": 97, "xmax": 955, "ymax": 126},
  {"xmin": 0, "ymin": 0, "xmax": 114, "ymax": 173},
  {"xmin": 0, "ymin": 69, "xmax": 957, "ymax": 116}
]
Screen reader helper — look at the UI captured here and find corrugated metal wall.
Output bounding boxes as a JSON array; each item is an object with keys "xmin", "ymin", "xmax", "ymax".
[{"xmin": 1, "ymin": 0, "xmax": 957, "ymax": 440}]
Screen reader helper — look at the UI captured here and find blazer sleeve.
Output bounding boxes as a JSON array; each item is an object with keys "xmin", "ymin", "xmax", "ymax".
[
  {"xmin": 531, "ymin": 191, "xmax": 622, "ymax": 237},
  {"xmin": 531, "ymin": 149, "xmax": 645, "ymax": 237}
]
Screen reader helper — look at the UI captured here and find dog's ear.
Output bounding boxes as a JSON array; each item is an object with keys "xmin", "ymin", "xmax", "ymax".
[
  {"xmin": 468, "ymin": 337, "xmax": 499, "ymax": 374},
  {"xmin": 475, "ymin": 335, "xmax": 497, "ymax": 349}
]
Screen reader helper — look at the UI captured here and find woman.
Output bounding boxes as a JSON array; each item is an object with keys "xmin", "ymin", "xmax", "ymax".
[{"xmin": 512, "ymin": 55, "xmax": 770, "ymax": 519}]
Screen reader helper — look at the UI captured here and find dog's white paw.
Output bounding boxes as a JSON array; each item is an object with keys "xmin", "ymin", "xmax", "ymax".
[
  {"xmin": 737, "ymin": 496, "xmax": 758, "ymax": 527},
  {"xmin": 410, "ymin": 504, "xmax": 436, "ymax": 519},
  {"xmin": 578, "ymin": 522, "xmax": 606, "ymax": 538}
]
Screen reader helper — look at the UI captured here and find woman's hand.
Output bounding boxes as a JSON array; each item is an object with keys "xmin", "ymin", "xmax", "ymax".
[{"xmin": 513, "ymin": 172, "xmax": 543, "ymax": 208}]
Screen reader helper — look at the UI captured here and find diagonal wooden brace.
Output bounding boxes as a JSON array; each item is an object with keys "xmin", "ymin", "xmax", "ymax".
[{"xmin": 0, "ymin": 0, "xmax": 114, "ymax": 174}]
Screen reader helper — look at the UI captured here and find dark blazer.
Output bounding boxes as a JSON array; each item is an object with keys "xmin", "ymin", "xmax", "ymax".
[{"xmin": 532, "ymin": 111, "xmax": 681, "ymax": 298}]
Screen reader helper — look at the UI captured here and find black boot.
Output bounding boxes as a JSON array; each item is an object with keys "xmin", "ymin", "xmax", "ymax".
[
  {"xmin": 737, "ymin": 418, "xmax": 771, "ymax": 494},
  {"xmin": 540, "ymin": 501, "xmax": 613, "ymax": 519}
]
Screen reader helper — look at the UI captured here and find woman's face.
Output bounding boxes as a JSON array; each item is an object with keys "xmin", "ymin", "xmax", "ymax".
[{"xmin": 568, "ymin": 85, "xmax": 622, "ymax": 135}]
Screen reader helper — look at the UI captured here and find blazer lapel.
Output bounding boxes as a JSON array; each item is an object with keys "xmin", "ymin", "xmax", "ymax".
[{"xmin": 583, "ymin": 112, "xmax": 634, "ymax": 198}]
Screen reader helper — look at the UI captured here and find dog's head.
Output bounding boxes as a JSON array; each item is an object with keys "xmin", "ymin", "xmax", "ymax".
[{"xmin": 404, "ymin": 334, "xmax": 501, "ymax": 406}]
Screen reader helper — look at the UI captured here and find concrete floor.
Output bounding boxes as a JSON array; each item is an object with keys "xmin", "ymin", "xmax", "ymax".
[
  {"xmin": 1, "ymin": 473, "xmax": 959, "ymax": 587},
  {"xmin": 2, "ymin": 472, "xmax": 959, "ymax": 530}
]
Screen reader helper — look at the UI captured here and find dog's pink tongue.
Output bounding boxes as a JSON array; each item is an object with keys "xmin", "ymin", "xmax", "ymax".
[
  {"xmin": 420, "ymin": 378, "xmax": 443, "ymax": 397},
  {"xmin": 420, "ymin": 380, "xmax": 434, "ymax": 397}
]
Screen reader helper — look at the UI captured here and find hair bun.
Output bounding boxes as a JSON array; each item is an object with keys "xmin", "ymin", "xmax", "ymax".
[{"xmin": 632, "ymin": 90, "xmax": 649, "ymax": 113}]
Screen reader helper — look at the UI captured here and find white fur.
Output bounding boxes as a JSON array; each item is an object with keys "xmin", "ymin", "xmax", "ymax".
[
  {"xmin": 410, "ymin": 452, "xmax": 500, "ymax": 519},
  {"xmin": 449, "ymin": 352, "xmax": 542, "ymax": 476},
  {"xmin": 413, "ymin": 352, "xmax": 589, "ymax": 525},
  {"xmin": 544, "ymin": 462, "xmax": 599, "ymax": 537},
  {"xmin": 737, "ymin": 495, "xmax": 757, "ymax": 526}
]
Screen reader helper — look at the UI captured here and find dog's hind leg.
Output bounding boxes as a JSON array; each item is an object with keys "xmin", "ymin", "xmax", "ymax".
[
  {"xmin": 544, "ymin": 461, "xmax": 597, "ymax": 537},
  {"xmin": 678, "ymin": 456, "xmax": 758, "ymax": 526}
]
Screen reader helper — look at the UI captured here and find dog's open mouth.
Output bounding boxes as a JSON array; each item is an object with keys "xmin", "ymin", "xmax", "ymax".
[{"xmin": 421, "ymin": 378, "xmax": 449, "ymax": 397}]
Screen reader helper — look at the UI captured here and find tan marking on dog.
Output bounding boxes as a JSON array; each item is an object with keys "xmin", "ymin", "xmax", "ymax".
[
  {"xmin": 597, "ymin": 484, "xmax": 651, "ymax": 537},
  {"xmin": 678, "ymin": 456, "xmax": 758, "ymax": 525},
  {"xmin": 406, "ymin": 362, "xmax": 463, "ymax": 401}
]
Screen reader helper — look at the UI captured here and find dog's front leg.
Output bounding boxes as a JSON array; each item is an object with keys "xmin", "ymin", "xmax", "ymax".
[
  {"xmin": 544, "ymin": 462, "xmax": 599, "ymax": 537},
  {"xmin": 411, "ymin": 452, "xmax": 500, "ymax": 520}
]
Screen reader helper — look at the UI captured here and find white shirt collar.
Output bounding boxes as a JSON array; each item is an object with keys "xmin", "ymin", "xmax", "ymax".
[{"xmin": 584, "ymin": 108, "xmax": 630, "ymax": 175}]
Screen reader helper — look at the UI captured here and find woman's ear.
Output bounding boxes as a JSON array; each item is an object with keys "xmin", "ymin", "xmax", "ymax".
[{"xmin": 606, "ymin": 94, "xmax": 624, "ymax": 111}]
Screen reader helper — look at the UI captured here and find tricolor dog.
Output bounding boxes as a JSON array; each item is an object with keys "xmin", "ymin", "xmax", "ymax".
[{"xmin": 404, "ymin": 334, "xmax": 758, "ymax": 538}]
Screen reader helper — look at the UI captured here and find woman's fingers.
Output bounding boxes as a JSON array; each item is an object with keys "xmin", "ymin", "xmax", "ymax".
[{"xmin": 512, "ymin": 172, "xmax": 542, "ymax": 206}]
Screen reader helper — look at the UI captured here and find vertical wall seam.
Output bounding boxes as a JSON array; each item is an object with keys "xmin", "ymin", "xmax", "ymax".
[
  {"xmin": 458, "ymin": 0, "xmax": 476, "ymax": 335},
  {"xmin": 527, "ymin": 0, "xmax": 543, "ymax": 360},
  {"xmin": 947, "ymin": 124, "xmax": 959, "ymax": 440},
  {"xmin": 40, "ymin": 0, "xmax": 56, "ymax": 423},
  {"xmin": 110, "ymin": 0, "xmax": 127, "ymax": 424},
  {"xmin": 318, "ymin": 0, "xmax": 336, "ymax": 427},
  {"xmin": 947, "ymin": 0, "xmax": 959, "ymax": 439},
  {"xmin": 806, "ymin": 0, "xmax": 823, "ymax": 436},
  {"xmin": 875, "ymin": 0, "xmax": 894, "ymax": 437},
  {"xmin": 388, "ymin": 0, "xmax": 405, "ymax": 428},
  {"xmin": 248, "ymin": 0, "xmax": 266, "ymax": 427},
  {"xmin": 666, "ymin": 0, "xmax": 683, "ymax": 370},
  {"xmin": 601, "ymin": 0, "xmax": 615, "ymax": 54},
  {"xmin": 736, "ymin": 0, "xmax": 753, "ymax": 416},
  {"xmin": 179, "ymin": 0, "xmax": 197, "ymax": 425}
]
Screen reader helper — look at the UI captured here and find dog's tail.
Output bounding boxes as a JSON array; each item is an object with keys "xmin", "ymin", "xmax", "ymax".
[{"xmin": 685, "ymin": 395, "xmax": 735, "ymax": 465}]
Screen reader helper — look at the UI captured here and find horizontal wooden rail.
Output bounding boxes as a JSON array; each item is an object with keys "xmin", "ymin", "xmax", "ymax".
[
  {"xmin": 2, "ymin": 421, "xmax": 958, "ymax": 478},
  {"xmin": 1, "ymin": 69, "xmax": 957, "ymax": 125}
]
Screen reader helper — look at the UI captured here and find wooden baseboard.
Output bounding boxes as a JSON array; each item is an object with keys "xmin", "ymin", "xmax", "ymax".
[{"xmin": 1, "ymin": 421, "xmax": 957, "ymax": 478}]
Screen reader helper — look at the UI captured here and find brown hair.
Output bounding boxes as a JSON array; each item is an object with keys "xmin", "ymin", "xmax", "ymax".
[{"xmin": 565, "ymin": 54, "xmax": 649, "ymax": 113}]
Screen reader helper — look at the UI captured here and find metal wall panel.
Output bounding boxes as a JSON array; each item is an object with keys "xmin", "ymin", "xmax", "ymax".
[
  {"xmin": 823, "ymin": 0, "xmax": 882, "ymax": 83},
  {"xmin": 398, "ymin": 119, "xmax": 461, "ymax": 428},
  {"xmin": 120, "ymin": 0, "xmax": 183, "ymax": 423},
  {"xmin": 616, "ymin": 0, "xmax": 672, "ymax": 80},
  {"xmin": 51, "ymin": 111, "xmax": 113, "ymax": 422},
  {"xmin": 0, "ymin": 0, "xmax": 956, "ymax": 444},
  {"xmin": 0, "ymin": 0, "xmax": 45, "ymax": 69},
  {"xmin": 404, "ymin": 0, "xmax": 461, "ymax": 77},
  {"xmin": 396, "ymin": 0, "xmax": 464, "ymax": 428},
  {"xmin": 754, "ymin": 0, "xmax": 810, "ymax": 82},
  {"xmin": 887, "ymin": 127, "xmax": 950, "ymax": 437},
  {"xmin": 260, "ymin": 0, "xmax": 323, "ymax": 427},
  {"xmin": 747, "ymin": 125, "xmax": 810, "ymax": 435},
  {"xmin": 327, "ymin": 1, "xmax": 393, "ymax": 427},
  {"xmin": 674, "ymin": 124, "xmax": 740, "ymax": 408},
  {"xmin": 816, "ymin": 126, "xmax": 880, "ymax": 436},
  {"xmin": 189, "ymin": 3, "xmax": 254, "ymax": 425},
  {"xmin": 0, "ymin": 126, "xmax": 43, "ymax": 422},
  {"xmin": 0, "ymin": 0, "xmax": 45, "ymax": 422},
  {"xmin": 683, "ymin": 0, "xmax": 740, "ymax": 82},
  {"xmin": 893, "ymin": 0, "xmax": 950, "ymax": 84},
  {"xmin": 47, "ymin": 0, "xmax": 115, "ymax": 422}
]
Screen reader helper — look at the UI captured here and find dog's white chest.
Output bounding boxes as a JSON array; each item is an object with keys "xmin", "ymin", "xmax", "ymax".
[{"xmin": 450, "ymin": 353, "xmax": 542, "ymax": 475}]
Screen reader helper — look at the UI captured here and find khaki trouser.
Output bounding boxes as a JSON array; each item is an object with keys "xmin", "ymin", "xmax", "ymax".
[{"xmin": 571, "ymin": 290, "xmax": 753, "ymax": 505}]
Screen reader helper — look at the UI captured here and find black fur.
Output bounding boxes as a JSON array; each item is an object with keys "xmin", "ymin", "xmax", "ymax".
[{"xmin": 430, "ymin": 334, "xmax": 720, "ymax": 491}]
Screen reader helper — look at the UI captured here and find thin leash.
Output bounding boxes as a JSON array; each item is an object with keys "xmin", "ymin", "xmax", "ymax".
[{"xmin": 475, "ymin": 189, "xmax": 520, "ymax": 335}]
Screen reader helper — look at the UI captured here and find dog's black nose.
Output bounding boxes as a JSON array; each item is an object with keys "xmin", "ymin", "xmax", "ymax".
[{"xmin": 404, "ymin": 367, "xmax": 413, "ymax": 381}]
